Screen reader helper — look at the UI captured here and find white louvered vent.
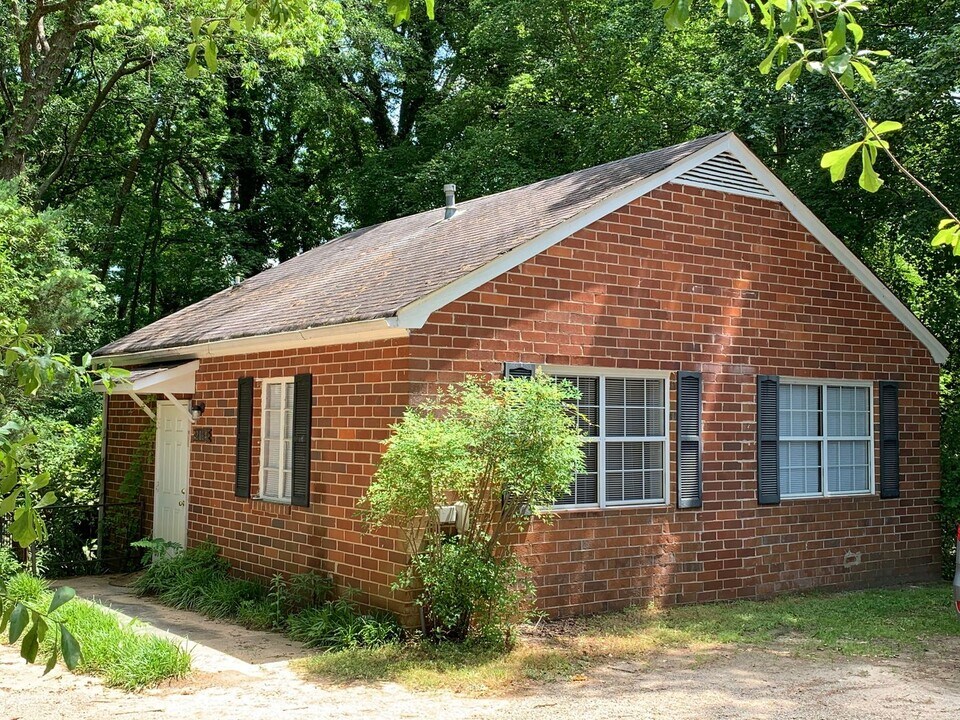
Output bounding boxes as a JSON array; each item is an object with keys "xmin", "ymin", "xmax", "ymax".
[{"xmin": 675, "ymin": 152, "xmax": 776, "ymax": 200}]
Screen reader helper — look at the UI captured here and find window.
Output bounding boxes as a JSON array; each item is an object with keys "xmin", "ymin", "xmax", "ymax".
[
  {"xmin": 778, "ymin": 382, "xmax": 873, "ymax": 498},
  {"xmin": 551, "ymin": 372, "xmax": 669, "ymax": 508},
  {"xmin": 260, "ymin": 379, "xmax": 295, "ymax": 502}
]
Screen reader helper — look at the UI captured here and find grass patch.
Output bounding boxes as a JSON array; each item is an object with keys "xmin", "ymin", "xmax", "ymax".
[
  {"xmin": 302, "ymin": 583, "xmax": 960, "ymax": 695},
  {"xmin": 3, "ymin": 572, "xmax": 190, "ymax": 691},
  {"xmin": 303, "ymin": 641, "xmax": 582, "ymax": 694}
]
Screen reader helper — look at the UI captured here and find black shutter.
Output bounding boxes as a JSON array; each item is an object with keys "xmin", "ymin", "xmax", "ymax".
[
  {"xmin": 290, "ymin": 373, "xmax": 313, "ymax": 507},
  {"xmin": 235, "ymin": 377, "xmax": 253, "ymax": 498},
  {"xmin": 676, "ymin": 371, "xmax": 702, "ymax": 509},
  {"xmin": 503, "ymin": 362, "xmax": 536, "ymax": 379},
  {"xmin": 756, "ymin": 375, "xmax": 780, "ymax": 506},
  {"xmin": 879, "ymin": 381, "xmax": 900, "ymax": 499}
]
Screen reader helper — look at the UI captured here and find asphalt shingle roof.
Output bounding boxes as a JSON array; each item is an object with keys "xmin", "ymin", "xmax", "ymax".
[{"xmin": 96, "ymin": 132, "xmax": 728, "ymax": 357}]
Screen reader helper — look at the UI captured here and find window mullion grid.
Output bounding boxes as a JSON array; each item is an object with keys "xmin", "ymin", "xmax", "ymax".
[
  {"xmin": 821, "ymin": 383, "xmax": 829, "ymax": 497},
  {"xmin": 279, "ymin": 381, "xmax": 289, "ymax": 500},
  {"xmin": 598, "ymin": 376, "xmax": 606, "ymax": 510}
]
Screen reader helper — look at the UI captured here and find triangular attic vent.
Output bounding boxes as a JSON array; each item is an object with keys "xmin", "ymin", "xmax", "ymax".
[{"xmin": 676, "ymin": 151, "xmax": 776, "ymax": 200}]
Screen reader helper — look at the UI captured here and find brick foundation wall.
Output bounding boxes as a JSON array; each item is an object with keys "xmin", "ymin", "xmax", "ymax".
[{"xmin": 409, "ymin": 182, "xmax": 941, "ymax": 617}]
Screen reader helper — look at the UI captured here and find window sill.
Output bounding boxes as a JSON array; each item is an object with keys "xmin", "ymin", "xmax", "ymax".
[
  {"xmin": 549, "ymin": 502, "xmax": 670, "ymax": 513},
  {"xmin": 780, "ymin": 491, "xmax": 874, "ymax": 501},
  {"xmin": 253, "ymin": 495, "xmax": 292, "ymax": 506}
]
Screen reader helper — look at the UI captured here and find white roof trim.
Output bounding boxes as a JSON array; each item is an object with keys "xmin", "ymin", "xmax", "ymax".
[
  {"xmin": 94, "ymin": 360, "xmax": 199, "ymax": 394},
  {"xmin": 95, "ymin": 318, "xmax": 409, "ymax": 368},
  {"xmin": 394, "ymin": 134, "xmax": 947, "ymax": 365}
]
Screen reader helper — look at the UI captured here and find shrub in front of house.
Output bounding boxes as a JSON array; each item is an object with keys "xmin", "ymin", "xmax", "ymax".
[
  {"xmin": 135, "ymin": 541, "xmax": 398, "ymax": 650},
  {"xmin": 361, "ymin": 372, "xmax": 585, "ymax": 645}
]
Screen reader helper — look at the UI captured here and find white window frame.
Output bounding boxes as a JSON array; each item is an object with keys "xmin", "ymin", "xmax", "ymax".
[
  {"xmin": 778, "ymin": 378, "xmax": 875, "ymax": 499},
  {"xmin": 258, "ymin": 377, "xmax": 295, "ymax": 503},
  {"xmin": 542, "ymin": 366, "xmax": 671, "ymax": 510}
]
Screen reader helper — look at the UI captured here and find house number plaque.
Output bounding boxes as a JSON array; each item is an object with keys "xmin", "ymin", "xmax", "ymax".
[{"xmin": 193, "ymin": 428, "xmax": 213, "ymax": 443}]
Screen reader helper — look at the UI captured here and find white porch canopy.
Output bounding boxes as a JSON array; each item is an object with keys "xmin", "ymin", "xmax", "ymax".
[{"xmin": 94, "ymin": 360, "xmax": 199, "ymax": 423}]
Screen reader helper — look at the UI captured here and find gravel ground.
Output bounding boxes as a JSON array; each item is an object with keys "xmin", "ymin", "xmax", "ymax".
[{"xmin": 2, "ymin": 577, "xmax": 959, "ymax": 720}]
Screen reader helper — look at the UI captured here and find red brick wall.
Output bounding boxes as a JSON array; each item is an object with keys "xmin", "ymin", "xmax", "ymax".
[
  {"xmin": 105, "ymin": 339, "xmax": 415, "ymax": 621},
  {"xmin": 104, "ymin": 181, "xmax": 942, "ymax": 621},
  {"xmin": 409, "ymin": 182, "xmax": 942, "ymax": 617},
  {"xmin": 103, "ymin": 394, "xmax": 156, "ymax": 534}
]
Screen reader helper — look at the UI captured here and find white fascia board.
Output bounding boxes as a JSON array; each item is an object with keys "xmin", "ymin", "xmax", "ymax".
[
  {"xmin": 393, "ymin": 135, "xmax": 734, "ymax": 330},
  {"xmin": 95, "ymin": 318, "xmax": 409, "ymax": 368},
  {"xmin": 723, "ymin": 135, "xmax": 949, "ymax": 365}
]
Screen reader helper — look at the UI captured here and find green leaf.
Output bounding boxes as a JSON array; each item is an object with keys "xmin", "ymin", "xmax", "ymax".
[
  {"xmin": 848, "ymin": 21, "xmax": 864, "ymax": 45},
  {"xmin": 825, "ymin": 52, "xmax": 851, "ymax": 75},
  {"xmin": 43, "ymin": 645, "xmax": 58, "ymax": 675},
  {"xmin": 20, "ymin": 624, "xmax": 38, "ymax": 663},
  {"xmin": 0, "ymin": 601, "xmax": 13, "ymax": 633},
  {"xmin": 820, "ymin": 142, "xmax": 862, "ymax": 182},
  {"xmin": 775, "ymin": 59, "xmax": 803, "ymax": 90},
  {"xmin": 661, "ymin": 0, "xmax": 691, "ymax": 30},
  {"xmin": 869, "ymin": 120, "xmax": 903, "ymax": 136},
  {"xmin": 203, "ymin": 39, "xmax": 218, "ymax": 73},
  {"xmin": 826, "ymin": 12, "xmax": 847, "ymax": 55},
  {"xmin": 60, "ymin": 625, "xmax": 82, "ymax": 670},
  {"xmin": 859, "ymin": 146, "xmax": 883, "ymax": 192},
  {"xmin": 34, "ymin": 491, "xmax": 56, "ymax": 509},
  {"xmin": 726, "ymin": 0, "xmax": 751, "ymax": 22},
  {"xmin": 850, "ymin": 60, "xmax": 876, "ymax": 87},
  {"xmin": 28, "ymin": 471, "xmax": 50, "ymax": 492},
  {"xmin": 48, "ymin": 586, "xmax": 76, "ymax": 615},
  {"xmin": 190, "ymin": 16, "xmax": 203, "ymax": 39},
  {"xmin": 9, "ymin": 603, "xmax": 27, "ymax": 642},
  {"xmin": 0, "ymin": 489, "xmax": 19, "ymax": 515},
  {"xmin": 8, "ymin": 508, "xmax": 39, "ymax": 547},
  {"xmin": 425, "ymin": 0, "xmax": 435, "ymax": 20},
  {"xmin": 34, "ymin": 615, "xmax": 47, "ymax": 644}
]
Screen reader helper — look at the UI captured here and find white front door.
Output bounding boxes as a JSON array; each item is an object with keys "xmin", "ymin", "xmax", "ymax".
[{"xmin": 153, "ymin": 401, "xmax": 189, "ymax": 548}]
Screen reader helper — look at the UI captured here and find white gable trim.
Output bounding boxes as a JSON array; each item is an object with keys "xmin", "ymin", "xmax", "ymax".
[
  {"xmin": 722, "ymin": 135, "xmax": 948, "ymax": 365},
  {"xmin": 394, "ymin": 134, "xmax": 948, "ymax": 365}
]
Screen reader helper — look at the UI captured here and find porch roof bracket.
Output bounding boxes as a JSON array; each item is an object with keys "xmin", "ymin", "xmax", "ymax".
[
  {"xmin": 130, "ymin": 393, "xmax": 156, "ymax": 422},
  {"xmin": 163, "ymin": 393, "xmax": 195, "ymax": 424}
]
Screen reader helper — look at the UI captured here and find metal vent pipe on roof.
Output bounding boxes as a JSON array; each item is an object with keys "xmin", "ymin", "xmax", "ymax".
[{"xmin": 443, "ymin": 183, "xmax": 457, "ymax": 220}]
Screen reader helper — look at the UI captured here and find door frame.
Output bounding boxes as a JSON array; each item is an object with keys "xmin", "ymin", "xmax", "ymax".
[{"xmin": 153, "ymin": 400, "xmax": 190, "ymax": 548}]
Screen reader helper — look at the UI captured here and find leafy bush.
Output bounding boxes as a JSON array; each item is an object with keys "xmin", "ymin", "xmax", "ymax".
[
  {"xmin": 362, "ymin": 373, "xmax": 584, "ymax": 644},
  {"xmin": 401, "ymin": 536, "xmax": 534, "ymax": 644},
  {"xmin": 3, "ymin": 570, "xmax": 48, "ymax": 604},
  {"xmin": 287, "ymin": 599, "xmax": 401, "ymax": 650}
]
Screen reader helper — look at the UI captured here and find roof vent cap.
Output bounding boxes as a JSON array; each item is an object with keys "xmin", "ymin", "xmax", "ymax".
[{"xmin": 443, "ymin": 183, "xmax": 457, "ymax": 220}]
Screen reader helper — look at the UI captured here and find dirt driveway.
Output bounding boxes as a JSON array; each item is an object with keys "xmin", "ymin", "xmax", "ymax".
[{"xmin": 2, "ymin": 576, "xmax": 959, "ymax": 720}]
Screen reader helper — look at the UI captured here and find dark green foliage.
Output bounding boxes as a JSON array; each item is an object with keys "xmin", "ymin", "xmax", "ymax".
[
  {"xmin": 940, "ymin": 373, "xmax": 960, "ymax": 578},
  {"xmin": 286, "ymin": 599, "xmax": 402, "ymax": 650},
  {"xmin": 135, "ymin": 542, "xmax": 401, "ymax": 647}
]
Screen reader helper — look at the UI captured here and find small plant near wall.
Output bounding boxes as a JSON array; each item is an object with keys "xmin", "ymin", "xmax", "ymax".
[{"xmin": 360, "ymin": 372, "xmax": 585, "ymax": 645}]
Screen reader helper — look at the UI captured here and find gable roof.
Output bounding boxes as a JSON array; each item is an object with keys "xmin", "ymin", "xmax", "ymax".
[{"xmin": 95, "ymin": 132, "xmax": 949, "ymax": 365}]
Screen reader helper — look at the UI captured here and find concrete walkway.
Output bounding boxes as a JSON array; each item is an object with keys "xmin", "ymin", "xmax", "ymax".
[{"xmin": 55, "ymin": 574, "xmax": 310, "ymax": 673}]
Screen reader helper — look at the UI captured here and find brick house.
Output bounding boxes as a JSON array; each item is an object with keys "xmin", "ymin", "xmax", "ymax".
[{"xmin": 94, "ymin": 132, "xmax": 947, "ymax": 621}]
